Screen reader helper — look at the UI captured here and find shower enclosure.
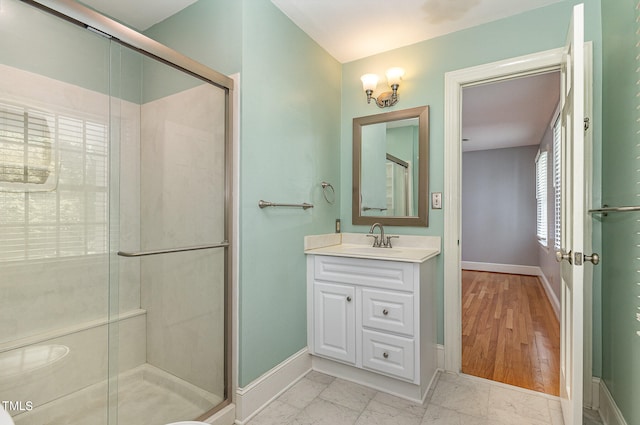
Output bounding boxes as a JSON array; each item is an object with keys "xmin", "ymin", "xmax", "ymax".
[{"xmin": 0, "ymin": 1, "xmax": 232, "ymax": 424}]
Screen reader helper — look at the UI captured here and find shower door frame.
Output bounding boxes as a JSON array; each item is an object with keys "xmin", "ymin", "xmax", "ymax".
[{"xmin": 19, "ymin": 0, "xmax": 235, "ymax": 420}]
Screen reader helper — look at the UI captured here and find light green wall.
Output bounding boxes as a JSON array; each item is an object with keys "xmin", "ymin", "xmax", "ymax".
[
  {"xmin": 143, "ymin": 0, "xmax": 242, "ymax": 103},
  {"xmin": 144, "ymin": 0, "xmax": 241, "ymax": 76},
  {"xmin": 341, "ymin": 0, "xmax": 603, "ymax": 350},
  {"xmin": 145, "ymin": 0, "xmax": 341, "ymax": 387},
  {"xmin": 0, "ymin": 0, "xmax": 111, "ymax": 96},
  {"xmin": 601, "ymin": 0, "xmax": 640, "ymax": 423},
  {"xmin": 239, "ymin": 1, "xmax": 341, "ymax": 387},
  {"xmin": 0, "ymin": 0, "xmax": 148, "ymax": 105}
]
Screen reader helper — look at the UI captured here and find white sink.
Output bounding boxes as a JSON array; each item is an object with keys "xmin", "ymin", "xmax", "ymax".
[{"xmin": 304, "ymin": 233, "xmax": 441, "ymax": 263}]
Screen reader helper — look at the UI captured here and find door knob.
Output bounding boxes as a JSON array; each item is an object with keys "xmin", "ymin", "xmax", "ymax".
[
  {"xmin": 584, "ymin": 253, "xmax": 600, "ymax": 265},
  {"xmin": 346, "ymin": 296, "xmax": 352, "ymax": 302},
  {"xmin": 555, "ymin": 249, "xmax": 572, "ymax": 264}
]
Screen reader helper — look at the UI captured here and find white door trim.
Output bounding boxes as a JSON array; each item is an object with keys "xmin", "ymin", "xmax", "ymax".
[
  {"xmin": 443, "ymin": 47, "xmax": 563, "ymax": 372},
  {"xmin": 443, "ymin": 46, "xmax": 593, "ymax": 401}
]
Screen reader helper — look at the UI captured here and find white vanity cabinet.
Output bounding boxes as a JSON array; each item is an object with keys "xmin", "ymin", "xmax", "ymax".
[{"xmin": 306, "ymin": 246, "xmax": 438, "ymax": 403}]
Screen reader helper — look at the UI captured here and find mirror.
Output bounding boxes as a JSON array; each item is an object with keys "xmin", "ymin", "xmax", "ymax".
[{"xmin": 353, "ymin": 106, "xmax": 429, "ymax": 226}]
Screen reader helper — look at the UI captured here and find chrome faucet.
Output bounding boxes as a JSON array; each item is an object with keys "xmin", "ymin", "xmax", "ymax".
[
  {"xmin": 368, "ymin": 222, "xmax": 385, "ymax": 247},
  {"xmin": 367, "ymin": 223, "xmax": 399, "ymax": 248}
]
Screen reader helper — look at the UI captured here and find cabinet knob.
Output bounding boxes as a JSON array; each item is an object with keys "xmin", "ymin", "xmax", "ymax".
[
  {"xmin": 346, "ymin": 296, "xmax": 352, "ymax": 302},
  {"xmin": 383, "ymin": 352, "xmax": 389, "ymax": 359},
  {"xmin": 382, "ymin": 309, "xmax": 389, "ymax": 316}
]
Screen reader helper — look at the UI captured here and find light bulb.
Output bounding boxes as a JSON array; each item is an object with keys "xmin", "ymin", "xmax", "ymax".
[
  {"xmin": 386, "ymin": 67, "xmax": 405, "ymax": 87},
  {"xmin": 360, "ymin": 74, "xmax": 379, "ymax": 92}
]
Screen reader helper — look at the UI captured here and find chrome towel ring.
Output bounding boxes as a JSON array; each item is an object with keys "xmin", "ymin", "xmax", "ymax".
[{"xmin": 321, "ymin": 181, "xmax": 335, "ymax": 204}]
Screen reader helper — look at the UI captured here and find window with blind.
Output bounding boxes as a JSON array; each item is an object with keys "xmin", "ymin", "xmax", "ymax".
[
  {"xmin": 535, "ymin": 150, "xmax": 548, "ymax": 246},
  {"xmin": 0, "ymin": 102, "xmax": 108, "ymax": 262},
  {"xmin": 552, "ymin": 116, "xmax": 562, "ymax": 250},
  {"xmin": 0, "ymin": 105, "xmax": 56, "ymax": 189}
]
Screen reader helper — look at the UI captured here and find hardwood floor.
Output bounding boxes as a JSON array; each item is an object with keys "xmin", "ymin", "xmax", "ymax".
[{"xmin": 461, "ymin": 270, "xmax": 560, "ymax": 396}]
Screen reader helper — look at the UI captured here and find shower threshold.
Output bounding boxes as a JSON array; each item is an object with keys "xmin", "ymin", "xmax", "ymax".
[{"xmin": 13, "ymin": 364, "xmax": 222, "ymax": 425}]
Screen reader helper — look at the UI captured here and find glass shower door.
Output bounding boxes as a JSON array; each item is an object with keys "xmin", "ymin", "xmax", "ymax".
[
  {"xmin": 109, "ymin": 48, "xmax": 229, "ymax": 424},
  {"xmin": 0, "ymin": 1, "xmax": 112, "ymax": 423}
]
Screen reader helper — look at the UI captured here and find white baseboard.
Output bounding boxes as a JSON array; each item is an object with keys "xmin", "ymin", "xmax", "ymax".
[
  {"xmin": 589, "ymin": 377, "xmax": 600, "ymax": 410},
  {"xmin": 537, "ymin": 272, "xmax": 560, "ymax": 321},
  {"xmin": 599, "ymin": 379, "xmax": 629, "ymax": 425},
  {"xmin": 437, "ymin": 344, "xmax": 445, "ymax": 370},
  {"xmin": 461, "ymin": 261, "xmax": 560, "ymax": 321},
  {"xmin": 235, "ymin": 348, "xmax": 312, "ymax": 425},
  {"xmin": 461, "ymin": 261, "xmax": 540, "ymax": 276}
]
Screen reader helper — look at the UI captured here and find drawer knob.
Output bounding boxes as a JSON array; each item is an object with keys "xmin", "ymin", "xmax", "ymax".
[
  {"xmin": 383, "ymin": 352, "xmax": 389, "ymax": 359},
  {"xmin": 382, "ymin": 309, "xmax": 389, "ymax": 316},
  {"xmin": 346, "ymin": 296, "xmax": 352, "ymax": 302}
]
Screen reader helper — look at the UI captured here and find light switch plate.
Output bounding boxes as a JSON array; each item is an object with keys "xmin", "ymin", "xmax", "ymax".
[{"xmin": 432, "ymin": 192, "xmax": 442, "ymax": 209}]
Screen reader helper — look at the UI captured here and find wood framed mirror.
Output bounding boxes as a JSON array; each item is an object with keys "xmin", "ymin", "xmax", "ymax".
[{"xmin": 352, "ymin": 105, "xmax": 429, "ymax": 226}]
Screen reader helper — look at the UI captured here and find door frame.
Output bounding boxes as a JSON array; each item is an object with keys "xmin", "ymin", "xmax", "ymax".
[{"xmin": 443, "ymin": 45, "xmax": 594, "ymax": 402}]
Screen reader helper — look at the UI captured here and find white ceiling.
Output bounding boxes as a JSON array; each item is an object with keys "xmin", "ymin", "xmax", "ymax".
[
  {"xmin": 270, "ymin": 0, "xmax": 564, "ymax": 63},
  {"xmin": 462, "ymin": 71, "xmax": 560, "ymax": 152}
]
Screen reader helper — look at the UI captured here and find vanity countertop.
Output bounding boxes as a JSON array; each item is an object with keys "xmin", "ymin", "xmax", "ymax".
[{"xmin": 304, "ymin": 233, "xmax": 441, "ymax": 263}]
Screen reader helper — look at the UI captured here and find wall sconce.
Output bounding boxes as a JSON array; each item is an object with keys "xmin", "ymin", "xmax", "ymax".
[{"xmin": 360, "ymin": 67, "xmax": 405, "ymax": 108}]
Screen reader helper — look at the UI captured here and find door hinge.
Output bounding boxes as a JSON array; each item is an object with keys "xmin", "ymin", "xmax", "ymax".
[
  {"xmin": 584, "ymin": 117, "xmax": 590, "ymax": 131},
  {"xmin": 574, "ymin": 251, "xmax": 583, "ymax": 266}
]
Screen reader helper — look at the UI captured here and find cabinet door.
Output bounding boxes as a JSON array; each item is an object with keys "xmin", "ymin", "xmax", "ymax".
[{"xmin": 313, "ymin": 282, "xmax": 356, "ymax": 364}]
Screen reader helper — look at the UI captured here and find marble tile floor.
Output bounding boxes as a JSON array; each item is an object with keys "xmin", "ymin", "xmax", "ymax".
[{"xmin": 247, "ymin": 371, "xmax": 604, "ymax": 425}]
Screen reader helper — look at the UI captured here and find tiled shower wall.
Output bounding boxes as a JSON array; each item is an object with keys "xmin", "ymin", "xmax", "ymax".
[{"xmin": 140, "ymin": 82, "xmax": 226, "ymax": 397}]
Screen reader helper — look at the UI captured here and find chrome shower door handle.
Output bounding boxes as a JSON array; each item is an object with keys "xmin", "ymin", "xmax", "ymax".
[{"xmin": 556, "ymin": 249, "xmax": 573, "ymax": 264}]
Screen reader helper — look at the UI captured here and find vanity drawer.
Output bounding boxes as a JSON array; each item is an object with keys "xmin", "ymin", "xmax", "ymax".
[
  {"xmin": 362, "ymin": 330, "xmax": 414, "ymax": 381},
  {"xmin": 362, "ymin": 289, "xmax": 414, "ymax": 336},
  {"xmin": 314, "ymin": 255, "xmax": 414, "ymax": 292}
]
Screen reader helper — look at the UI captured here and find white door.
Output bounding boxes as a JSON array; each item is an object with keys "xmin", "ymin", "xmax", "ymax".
[
  {"xmin": 313, "ymin": 282, "xmax": 356, "ymax": 364},
  {"xmin": 557, "ymin": 4, "xmax": 586, "ymax": 424}
]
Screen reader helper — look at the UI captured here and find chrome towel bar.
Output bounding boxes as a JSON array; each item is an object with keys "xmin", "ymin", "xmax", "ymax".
[
  {"xmin": 588, "ymin": 205, "xmax": 640, "ymax": 214},
  {"xmin": 118, "ymin": 241, "xmax": 229, "ymax": 257},
  {"xmin": 258, "ymin": 200, "xmax": 313, "ymax": 210}
]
